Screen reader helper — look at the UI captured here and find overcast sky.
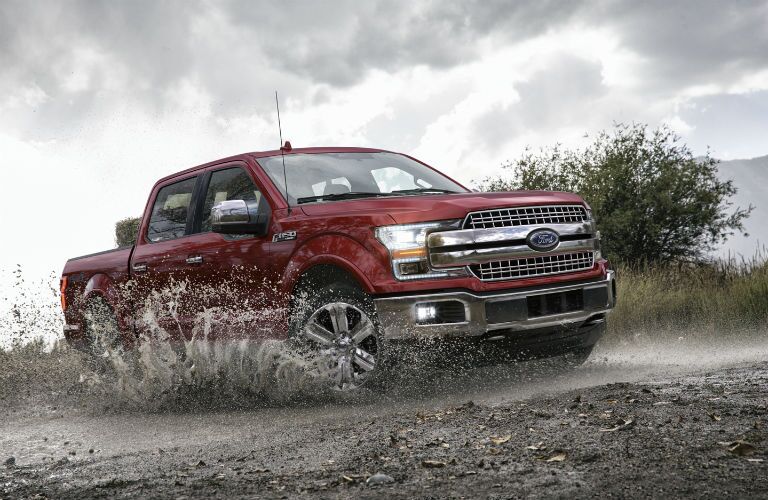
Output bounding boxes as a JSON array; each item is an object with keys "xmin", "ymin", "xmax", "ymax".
[{"xmin": 2, "ymin": 0, "xmax": 768, "ymax": 291}]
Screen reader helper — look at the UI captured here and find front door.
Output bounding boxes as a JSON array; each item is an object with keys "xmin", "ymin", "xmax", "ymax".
[{"xmin": 179, "ymin": 164, "xmax": 274, "ymax": 340}]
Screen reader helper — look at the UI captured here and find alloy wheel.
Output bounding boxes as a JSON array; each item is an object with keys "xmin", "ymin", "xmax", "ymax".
[{"xmin": 302, "ymin": 302, "xmax": 378, "ymax": 391}]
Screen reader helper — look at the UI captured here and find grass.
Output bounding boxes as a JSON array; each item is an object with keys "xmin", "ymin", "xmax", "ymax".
[
  {"xmin": 0, "ymin": 339, "xmax": 84, "ymax": 406},
  {"xmin": 607, "ymin": 257, "xmax": 768, "ymax": 341},
  {"xmin": 2, "ymin": 258, "xmax": 767, "ymax": 406}
]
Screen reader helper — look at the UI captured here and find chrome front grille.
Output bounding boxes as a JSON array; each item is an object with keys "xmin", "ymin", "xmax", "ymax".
[
  {"xmin": 465, "ymin": 205, "xmax": 588, "ymax": 229},
  {"xmin": 470, "ymin": 252, "xmax": 595, "ymax": 282},
  {"xmin": 428, "ymin": 205, "xmax": 598, "ymax": 282}
]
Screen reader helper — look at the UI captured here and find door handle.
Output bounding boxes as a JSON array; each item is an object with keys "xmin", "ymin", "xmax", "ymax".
[
  {"xmin": 132, "ymin": 263, "xmax": 148, "ymax": 273},
  {"xmin": 186, "ymin": 256, "xmax": 204, "ymax": 265}
]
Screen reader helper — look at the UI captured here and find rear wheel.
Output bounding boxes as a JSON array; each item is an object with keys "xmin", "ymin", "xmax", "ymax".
[
  {"xmin": 290, "ymin": 284, "xmax": 381, "ymax": 391},
  {"xmin": 82, "ymin": 297, "xmax": 122, "ymax": 356}
]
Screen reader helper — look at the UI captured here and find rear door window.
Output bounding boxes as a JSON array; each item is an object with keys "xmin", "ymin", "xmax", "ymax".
[{"xmin": 146, "ymin": 177, "xmax": 197, "ymax": 242}]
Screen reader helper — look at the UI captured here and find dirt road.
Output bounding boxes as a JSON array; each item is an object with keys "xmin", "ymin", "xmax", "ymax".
[{"xmin": 1, "ymin": 342, "xmax": 767, "ymax": 499}]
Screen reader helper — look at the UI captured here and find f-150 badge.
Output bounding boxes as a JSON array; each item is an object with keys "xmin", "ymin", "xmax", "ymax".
[{"xmin": 273, "ymin": 231, "xmax": 297, "ymax": 242}]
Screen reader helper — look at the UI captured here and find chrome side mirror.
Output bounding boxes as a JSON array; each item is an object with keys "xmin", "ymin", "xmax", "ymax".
[{"xmin": 211, "ymin": 199, "xmax": 270, "ymax": 236}]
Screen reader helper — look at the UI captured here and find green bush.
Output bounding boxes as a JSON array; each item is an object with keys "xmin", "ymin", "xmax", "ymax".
[
  {"xmin": 479, "ymin": 123, "xmax": 752, "ymax": 265},
  {"xmin": 115, "ymin": 216, "xmax": 141, "ymax": 247}
]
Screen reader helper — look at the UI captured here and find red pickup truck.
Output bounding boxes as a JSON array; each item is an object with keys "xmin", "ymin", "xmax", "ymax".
[{"xmin": 61, "ymin": 147, "xmax": 615, "ymax": 390}]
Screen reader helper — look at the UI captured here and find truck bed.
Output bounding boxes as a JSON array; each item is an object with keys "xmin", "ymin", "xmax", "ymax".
[{"xmin": 63, "ymin": 246, "xmax": 133, "ymax": 279}]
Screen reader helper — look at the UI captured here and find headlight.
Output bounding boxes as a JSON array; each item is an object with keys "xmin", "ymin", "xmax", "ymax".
[
  {"xmin": 594, "ymin": 230, "xmax": 603, "ymax": 260},
  {"xmin": 375, "ymin": 221, "xmax": 466, "ymax": 280}
]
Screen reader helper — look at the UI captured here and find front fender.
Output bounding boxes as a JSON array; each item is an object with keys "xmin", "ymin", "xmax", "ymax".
[{"xmin": 279, "ymin": 234, "xmax": 385, "ymax": 296}]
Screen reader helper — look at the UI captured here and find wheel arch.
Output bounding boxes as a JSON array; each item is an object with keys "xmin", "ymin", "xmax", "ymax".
[
  {"xmin": 83, "ymin": 273, "xmax": 119, "ymax": 309},
  {"xmin": 289, "ymin": 262, "xmax": 369, "ymax": 316}
]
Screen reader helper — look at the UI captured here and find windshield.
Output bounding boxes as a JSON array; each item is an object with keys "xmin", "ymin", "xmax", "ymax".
[{"xmin": 257, "ymin": 152, "xmax": 467, "ymax": 205}]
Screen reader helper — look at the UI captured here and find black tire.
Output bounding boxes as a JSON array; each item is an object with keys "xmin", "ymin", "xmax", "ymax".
[
  {"xmin": 82, "ymin": 297, "xmax": 122, "ymax": 356},
  {"xmin": 289, "ymin": 283, "xmax": 384, "ymax": 391}
]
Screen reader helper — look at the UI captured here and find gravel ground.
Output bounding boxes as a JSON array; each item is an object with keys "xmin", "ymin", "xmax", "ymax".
[{"xmin": 1, "ymin": 355, "xmax": 767, "ymax": 499}]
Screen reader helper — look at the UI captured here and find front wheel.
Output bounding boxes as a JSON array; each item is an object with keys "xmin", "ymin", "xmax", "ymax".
[{"xmin": 290, "ymin": 284, "xmax": 382, "ymax": 392}]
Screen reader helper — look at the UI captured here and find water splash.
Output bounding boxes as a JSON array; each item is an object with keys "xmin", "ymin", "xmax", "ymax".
[
  {"xmin": 75, "ymin": 297, "xmax": 354, "ymax": 410},
  {"xmin": 1, "ymin": 272, "xmax": 354, "ymax": 411},
  {"xmin": 3, "ymin": 267, "xmax": 767, "ymax": 414},
  {"xmin": 0, "ymin": 266, "xmax": 63, "ymax": 349}
]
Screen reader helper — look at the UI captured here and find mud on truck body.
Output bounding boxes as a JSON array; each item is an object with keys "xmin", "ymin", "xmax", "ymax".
[{"xmin": 61, "ymin": 147, "xmax": 616, "ymax": 390}]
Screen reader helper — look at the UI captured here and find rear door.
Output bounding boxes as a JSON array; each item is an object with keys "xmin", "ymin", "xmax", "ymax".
[
  {"xmin": 179, "ymin": 162, "xmax": 275, "ymax": 340},
  {"xmin": 131, "ymin": 174, "xmax": 202, "ymax": 340}
]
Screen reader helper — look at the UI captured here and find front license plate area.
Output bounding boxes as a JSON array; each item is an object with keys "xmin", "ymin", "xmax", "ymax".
[{"xmin": 527, "ymin": 289, "xmax": 584, "ymax": 318}]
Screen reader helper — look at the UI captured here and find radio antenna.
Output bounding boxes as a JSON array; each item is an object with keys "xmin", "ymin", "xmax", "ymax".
[{"xmin": 275, "ymin": 91, "xmax": 291, "ymax": 214}]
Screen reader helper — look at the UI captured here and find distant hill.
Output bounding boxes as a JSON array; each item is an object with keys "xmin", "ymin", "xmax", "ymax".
[{"xmin": 716, "ymin": 155, "xmax": 768, "ymax": 259}]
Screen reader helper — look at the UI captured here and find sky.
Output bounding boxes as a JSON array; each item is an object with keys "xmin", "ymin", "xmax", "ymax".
[{"xmin": 1, "ymin": 0, "xmax": 768, "ymax": 292}]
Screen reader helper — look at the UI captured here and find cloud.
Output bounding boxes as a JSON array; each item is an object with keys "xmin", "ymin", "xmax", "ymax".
[
  {"xmin": 677, "ymin": 90, "xmax": 768, "ymax": 159},
  {"xmin": 473, "ymin": 54, "xmax": 607, "ymax": 150},
  {"xmin": 2, "ymin": 0, "xmax": 767, "ymax": 141},
  {"xmin": 0, "ymin": 1, "xmax": 590, "ymax": 135},
  {"xmin": 1, "ymin": 0, "xmax": 768, "ymax": 286},
  {"xmin": 600, "ymin": 0, "xmax": 768, "ymax": 94}
]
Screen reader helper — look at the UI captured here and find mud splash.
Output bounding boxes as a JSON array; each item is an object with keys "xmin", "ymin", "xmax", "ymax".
[
  {"xmin": 2, "ymin": 268, "xmax": 767, "ymax": 414},
  {"xmin": 1, "ymin": 336, "xmax": 359, "ymax": 413},
  {"xmin": 80, "ymin": 339, "xmax": 337, "ymax": 411},
  {"xmin": 0, "ymin": 273, "xmax": 356, "ymax": 411},
  {"xmin": 71, "ymin": 290, "xmax": 366, "ymax": 411},
  {"xmin": 0, "ymin": 266, "xmax": 63, "ymax": 349}
]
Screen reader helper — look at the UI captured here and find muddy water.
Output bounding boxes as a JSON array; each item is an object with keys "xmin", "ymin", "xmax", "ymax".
[
  {"xmin": 2, "ymin": 273, "xmax": 768, "ymax": 415},
  {"xmin": 2, "ymin": 337, "xmax": 767, "ymax": 470},
  {"xmin": 2, "ymin": 275, "xmax": 768, "ymax": 475}
]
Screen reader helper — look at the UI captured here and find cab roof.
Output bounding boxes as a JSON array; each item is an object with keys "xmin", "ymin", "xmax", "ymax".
[{"xmin": 155, "ymin": 147, "xmax": 394, "ymax": 185}]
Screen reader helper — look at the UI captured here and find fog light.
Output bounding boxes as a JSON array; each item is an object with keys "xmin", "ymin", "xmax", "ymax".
[
  {"xmin": 415, "ymin": 304, "xmax": 437, "ymax": 323},
  {"xmin": 398, "ymin": 260, "xmax": 429, "ymax": 276}
]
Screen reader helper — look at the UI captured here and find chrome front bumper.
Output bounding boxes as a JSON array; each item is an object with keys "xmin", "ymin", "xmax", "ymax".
[{"xmin": 373, "ymin": 270, "xmax": 616, "ymax": 340}]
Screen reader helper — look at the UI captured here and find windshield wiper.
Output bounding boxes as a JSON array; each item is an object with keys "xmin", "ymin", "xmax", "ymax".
[
  {"xmin": 296, "ymin": 192, "xmax": 401, "ymax": 204},
  {"xmin": 391, "ymin": 188, "xmax": 460, "ymax": 195}
]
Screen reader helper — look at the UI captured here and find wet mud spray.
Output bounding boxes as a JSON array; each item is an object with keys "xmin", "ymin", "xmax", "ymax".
[
  {"xmin": 0, "ymin": 273, "xmax": 359, "ymax": 411},
  {"xmin": 1, "ymin": 271, "xmax": 767, "ymax": 414},
  {"xmin": 1, "ymin": 337, "xmax": 335, "ymax": 413}
]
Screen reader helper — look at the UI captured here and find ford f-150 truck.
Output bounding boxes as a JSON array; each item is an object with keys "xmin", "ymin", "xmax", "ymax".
[{"xmin": 61, "ymin": 146, "xmax": 616, "ymax": 390}]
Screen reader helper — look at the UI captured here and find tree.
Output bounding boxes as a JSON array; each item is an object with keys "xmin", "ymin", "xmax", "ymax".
[
  {"xmin": 479, "ymin": 124, "xmax": 752, "ymax": 264},
  {"xmin": 115, "ymin": 217, "xmax": 141, "ymax": 247}
]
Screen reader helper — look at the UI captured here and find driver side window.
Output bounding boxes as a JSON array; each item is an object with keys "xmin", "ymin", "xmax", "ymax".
[{"xmin": 200, "ymin": 167, "xmax": 262, "ymax": 233}]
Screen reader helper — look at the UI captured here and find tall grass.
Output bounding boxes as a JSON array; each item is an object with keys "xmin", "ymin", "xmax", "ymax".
[
  {"xmin": 0, "ymin": 339, "xmax": 84, "ymax": 405},
  {"xmin": 608, "ymin": 257, "xmax": 768, "ymax": 340}
]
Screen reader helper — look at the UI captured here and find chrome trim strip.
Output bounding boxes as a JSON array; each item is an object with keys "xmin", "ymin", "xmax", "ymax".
[
  {"xmin": 428, "ymin": 221, "xmax": 594, "ymax": 249},
  {"xmin": 431, "ymin": 239, "xmax": 598, "ymax": 267}
]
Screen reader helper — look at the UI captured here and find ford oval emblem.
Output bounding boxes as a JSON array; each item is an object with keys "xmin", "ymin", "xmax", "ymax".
[{"xmin": 527, "ymin": 229, "xmax": 560, "ymax": 252}]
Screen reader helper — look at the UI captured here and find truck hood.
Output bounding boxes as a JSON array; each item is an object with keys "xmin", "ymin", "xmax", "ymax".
[{"xmin": 299, "ymin": 191, "xmax": 587, "ymax": 224}]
